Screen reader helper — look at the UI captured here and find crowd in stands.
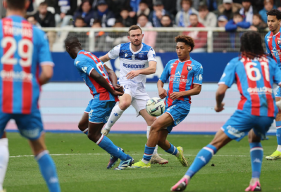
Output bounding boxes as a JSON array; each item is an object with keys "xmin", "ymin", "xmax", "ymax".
[{"xmin": 2, "ymin": 0, "xmax": 279, "ymax": 52}]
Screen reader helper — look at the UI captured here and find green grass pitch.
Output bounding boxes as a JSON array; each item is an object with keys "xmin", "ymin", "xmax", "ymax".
[{"xmin": 4, "ymin": 133, "xmax": 281, "ymax": 192}]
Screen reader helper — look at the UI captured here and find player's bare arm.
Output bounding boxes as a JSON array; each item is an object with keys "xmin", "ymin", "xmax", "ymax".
[
  {"xmin": 126, "ymin": 61, "xmax": 157, "ymax": 79},
  {"xmin": 39, "ymin": 65, "xmax": 53, "ymax": 85},
  {"xmin": 99, "ymin": 53, "xmax": 111, "ymax": 63},
  {"xmin": 214, "ymin": 84, "xmax": 228, "ymax": 112},
  {"xmin": 170, "ymin": 84, "xmax": 201, "ymax": 100},
  {"xmin": 157, "ymin": 80, "xmax": 167, "ymax": 99},
  {"xmin": 104, "ymin": 64, "xmax": 123, "ymax": 93},
  {"xmin": 89, "ymin": 69, "xmax": 123, "ymax": 96}
]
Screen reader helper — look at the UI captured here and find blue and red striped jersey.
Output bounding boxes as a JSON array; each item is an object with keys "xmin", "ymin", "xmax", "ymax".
[
  {"xmin": 0, "ymin": 16, "xmax": 54, "ymax": 114},
  {"xmin": 219, "ymin": 56, "xmax": 281, "ymax": 117},
  {"xmin": 159, "ymin": 58, "xmax": 203, "ymax": 109},
  {"xmin": 75, "ymin": 50, "xmax": 118, "ymax": 101},
  {"xmin": 265, "ymin": 29, "xmax": 281, "ymax": 68}
]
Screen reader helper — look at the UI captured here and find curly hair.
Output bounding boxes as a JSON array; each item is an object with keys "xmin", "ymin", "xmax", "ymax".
[
  {"xmin": 175, "ymin": 35, "xmax": 195, "ymax": 52},
  {"xmin": 267, "ymin": 9, "xmax": 281, "ymax": 20},
  {"xmin": 240, "ymin": 31, "xmax": 266, "ymax": 59}
]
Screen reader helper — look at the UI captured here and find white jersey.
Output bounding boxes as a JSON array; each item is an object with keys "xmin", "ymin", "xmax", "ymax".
[{"xmin": 108, "ymin": 42, "xmax": 157, "ymax": 86}]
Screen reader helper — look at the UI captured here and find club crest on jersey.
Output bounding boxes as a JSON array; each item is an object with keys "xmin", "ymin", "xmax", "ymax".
[{"xmin": 187, "ymin": 65, "xmax": 192, "ymax": 71}]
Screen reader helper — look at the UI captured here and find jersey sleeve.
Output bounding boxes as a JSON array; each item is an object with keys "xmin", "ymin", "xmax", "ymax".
[
  {"xmin": 75, "ymin": 57, "xmax": 95, "ymax": 76},
  {"xmin": 159, "ymin": 60, "xmax": 171, "ymax": 83},
  {"xmin": 147, "ymin": 48, "xmax": 157, "ymax": 62},
  {"xmin": 218, "ymin": 61, "xmax": 236, "ymax": 87},
  {"xmin": 273, "ymin": 62, "xmax": 281, "ymax": 85},
  {"xmin": 265, "ymin": 37, "xmax": 272, "ymax": 58},
  {"xmin": 193, "ymin": 65, "xmax": 203, "ymax": 85},
  {"xmin": 108, "ymin": 44, "xmax": 121, "ymax": 59},
  {"xmin": 38, "ymin": 31, "xmax": 54, "ymax": 66}
]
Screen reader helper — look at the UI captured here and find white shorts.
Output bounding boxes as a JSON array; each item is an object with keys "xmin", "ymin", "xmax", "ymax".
[{"xmin": 122, "ymin": 82, "xmax": 150, "ymax": 115}]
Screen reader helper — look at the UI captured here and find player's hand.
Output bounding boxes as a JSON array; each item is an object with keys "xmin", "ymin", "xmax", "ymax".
[
  {"xmin": 158, "ymin": 88, "xmax": 167, "ymax": 99},
  {"xmin": 113, "ymin": 84, "xmax": 124, "ymax": 93},
  {"xmin": 214, "ymin": 103, "xmax": 225, "ymax": 112},
  {"xmin": 126, "ymin": 70, "xmax": 140, "ymax": 79},
  {"xmin": 112, "ymin": 90, "xmax": 124, "ymax": 96},
  {"xmin": 170, "ymin": 92, "xmax": 183, "ymax": 100}
]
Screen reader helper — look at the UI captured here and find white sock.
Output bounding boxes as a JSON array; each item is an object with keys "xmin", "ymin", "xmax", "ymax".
[
  {"xmin": 0, "ymin": 138, "xmax": 9, "ymax": 191},
  {"xmin": 277, "ymin": 145, "xmax": 281, "ymax": 152},
  {"xmin": 104, "ymin": 104, "xmax": 124, "ymax": 130},
  {"xmin": 146, "ymin": 126, "xmax": 158, "ymax": 155}
]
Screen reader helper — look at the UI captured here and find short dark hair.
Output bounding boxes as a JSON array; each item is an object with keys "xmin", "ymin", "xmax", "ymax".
[
  {"xmin": 189, "ymin": 13, "xmax": 198, "ymax": 18},
  {"xmin": 198, "ymin": 5, "xmax": 208, "ymax": 12},
  {"xmin": 137, "ymin": 13, "xmax": 148, "ymax": 20},
  {"xmin": 93, "ymin": 19, "xmax": 101, "ymax": 25},
  {"xmin": 39, "ymin": 1, "xmax": 48, "ymax": 7},
  {"xmin": 240, "ymin": 31, "xmax": 265, "ymax": 59},
  {"xmin": 233, "ymin": 13, "xmax": 243, "ymax": 18},
  {"xmin": 75, "ymin": 16, "xmax": 85, "ymax": 22},
  {"xmin": 6, "ymin": 0, "xmax": 27, "ymax": 10},
  {"xmin": 181, "ymin": 0, "xmax": 193, "ymax": 6},
  {"xmin": 64, "ymin": 36, "xmax": 81, "ymax": 48},
  {"xmin": 161, "ymin": 14, "xmax": 171, "ymax": 20},
  {"xmin": 128, "ymin": 25, "xmax": 142, "ymax": 35},
  {"xmin": 253, "ymin": 13, "xmax": 262, "ymax": 20},
  {"xmin": 267, "ymin": 9, "xmax": 281, "ymax": 20},
  {"xmin": 175, "ymin": 35, "xmax": 195, "ymax": 52}
]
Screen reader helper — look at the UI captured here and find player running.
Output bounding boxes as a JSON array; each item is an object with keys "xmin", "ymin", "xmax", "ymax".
[
  {"xmin": 131, "ymin": 35, "xmax": 203, "ymax": 168},
  {"xmin": 99, "ymin": 25, "xmax": 168, "ymax": 165},
  {"xmin": 171, "ymin": 31, "xmax": 281, "ymax": 192},
  {"xmin": 264, "ymin": 9, "xmax": 281, "ymax": 160},
  {"xmin": 0, "ymin": 0, "xmax": 60, "ymax": 191},
  {"xmin": 64, "ymin": 36, "xmax": 134, "ymax": 170}
]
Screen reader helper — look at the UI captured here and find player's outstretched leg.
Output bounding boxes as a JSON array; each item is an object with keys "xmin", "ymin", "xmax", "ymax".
[
  {"xmin": 245, "ymin": 130, "xmax": 263, "ymax": 191},
  {"xmin": 88, "ymin": 123, "xmax": 134, "ymax": 170},
  {"xmin": 102, "ymin": 94, "xmax": 132, "ymax": 135},
  {"xmin": 0, "ymin": 133, "xmax": 9, "ymax": 192},
  {"xmin": 29, "ymin": 134, "xmax": 60, "ymax": 192},
  {"xmin": 141, "ymin": 110, "xmax": 168, "ymax": 165},
  {"xmin": 266, "ymin": 120, "xmax": 281, "ymax": 160},
  {"xmin": 171, "ymin": 129, "xmax": 231, "ymax": 191}
]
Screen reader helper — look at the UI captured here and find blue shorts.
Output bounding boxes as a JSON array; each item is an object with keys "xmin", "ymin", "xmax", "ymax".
[
  {"xmin": 165, "ymin": 104, "xmax": 190, "ymax": 133},
  {"xmin": 0, "ymin": 110, "xmax": 43, "ymax": 140},
  {"xmin": 222, "ymin": 110, "xmax": 274, "ymax": 141},
  {"xmin": 275, "ymin": 87, "xmax": 281, "ymax": 98},
  {"xmin": 85, "ymin": 100, "xmax": 116, "ymax": 123}
]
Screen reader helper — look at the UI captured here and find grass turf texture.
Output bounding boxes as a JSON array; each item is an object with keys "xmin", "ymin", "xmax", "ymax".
[{"xmin": 4, "ymin": 133, "xmax": 281, "ymax": 192}]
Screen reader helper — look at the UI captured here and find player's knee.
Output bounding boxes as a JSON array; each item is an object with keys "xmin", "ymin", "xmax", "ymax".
[
  {"xmin": 146, "ymin": 116, "xmax": 156, "ymax": 125},
  {"xmin": 119, "ymin": 101, "xmax": 130, "ymax": 110},
  {"xmin": 150, "ymin": 124, "xmax": 161, "ymax": 133},
  {"xmin": 78, "ymin": 121, "xmax": 86, "ymax": 131}
]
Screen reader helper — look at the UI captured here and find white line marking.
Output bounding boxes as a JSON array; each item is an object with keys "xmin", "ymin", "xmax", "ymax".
[{"xmin": 9, "ymin": 153, "xmax": 248, "ymax": 158}]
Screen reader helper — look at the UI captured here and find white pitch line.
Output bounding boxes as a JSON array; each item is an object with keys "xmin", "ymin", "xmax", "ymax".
[{"xmin": 10, "ymin": 153, "xmax": 248, "ymax": 158}]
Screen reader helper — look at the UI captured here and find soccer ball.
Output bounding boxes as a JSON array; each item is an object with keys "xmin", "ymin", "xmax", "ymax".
[{"xmin": 146, "ymin": 97, "xmax": 165, "ymax": 117}]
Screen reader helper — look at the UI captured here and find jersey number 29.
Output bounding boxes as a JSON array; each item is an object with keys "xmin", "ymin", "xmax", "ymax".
[{"xmin": 1, "ymin": 37, "xmax": 33, "ymax": 67}]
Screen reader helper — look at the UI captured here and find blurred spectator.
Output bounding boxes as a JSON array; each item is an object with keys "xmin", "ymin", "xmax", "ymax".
[
  {"xmin": 26, "ymin": 15, "xmax": 41, "ymax": 28},
  {"xmin": 225, "ymin": 13, "xmax": 250, "ymax": 31},
  {"xmin": 34, "ymin": 1, "xmax": 56, "ymax": 27},
  {"xmin": 275, "ymin": 0, "xmax": 281, "ymax": 11},
  {"xmin": 34, "ymin": 2, "xmax": 56, "ymax": 51},
  {"xmin": 185, "ymin": 14, "xmax": 207, "ymax": 52},
  {"xmin": 137, "ymin": 0, "xmax": 153, "ymax": 18},
  {"xmin": 250, "ymin": 13, "xmax": 267, "ymax": 31},
  {"xmin": 55, "ymin": 0, "xmax": 77, "ymax": 27},
  {"xmin": 91, "ymin": 19, "xmax": 108, "ymax": 51},
  {"xmin": 74, "ymin": 16, "xmax": 87, "ymax": 27},
  {"xmin": 215, "ymin": 0, "xmax": 242, "ymax": 20},
  {"xmin": 198, "ymin": 5, "xmax": 217, "ymax": 27},
  {"xmin": 118, "ymin": 8, "xmax": 137, "ymax": 27},
  {"xmin": 193, "ymin": 0, "xmax": 218, "ymax": 12},
  {"xmin": 105, "ymin": 0, "xmax": 131, "ymax": 17},
  {"xmin": 149, "ymin": 0, "xmax": 172, "ymax": 27},
  {"xmin": 161, "ymin": 14, "xmax": 173, "ymax": 27},
  {"xmin": 175, "ymin": 0, "xmax": 198, "ymax": 27},
  {"xmin": 156, "ymin": 14, "xmax": 179, "ymax": 52},
  {"xmin": 111, "ymin": 21, "xmax": 128, "ymax": 45},
  {"xmin": 217, "ymin": 15, "xmax": 228, "ymax": 27},
  {"xmin": 259, "ymin": 0, "xmax": 275, "ymax": 23},
  {"xmin": 93, "ymin": 0, "xmax": 116, "ymax": 27},
  {"xmin": 137, "ymin": 14, "xmax": 157, "ymax": 48},
  {"xmin": 239, "ymin": 0, "xmax": 258, "ymax": 24},
  {"xmin": 73, "ymin": 0, "xmax": 95, "ymax": 27}
]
